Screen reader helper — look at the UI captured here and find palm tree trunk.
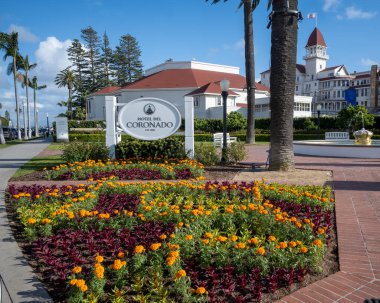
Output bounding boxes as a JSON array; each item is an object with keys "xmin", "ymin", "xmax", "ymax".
[
  {"xmin": 68, "ymin": 86, "xmax": 73, "ymax": 119},
  {"xmin": 33, "ymin": 85, "xmax": 39, "ymax": 136},
  {"xmin": 244, "ymin": 0, "xmax": 256, "ymax": 145},
  {"xmin": 13, "ymin": 57, "xmax": 21, "ymax": 140},
  {"xmin": 26, "ymin": 73, "xmax": 31, "ymax": 138},
  {"xmin": 268, "ymin": 0, "xmax": 298, "ymax": 171}
]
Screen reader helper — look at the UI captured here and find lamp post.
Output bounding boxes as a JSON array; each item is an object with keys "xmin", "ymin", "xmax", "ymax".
[
  {"xmin": 46, "ymin": 113, "xmax": 50, "ymax": 137},
  {"xmin": 36, "ymin": 109, "xmax": 39, "ymax": 137},
  {"xmin": 316, "ymin": 104, "xmax": 322, "ymax": 131},
  {"xmin": 220, "ymin": 79, "xmax": 230, "ymax": 163}
]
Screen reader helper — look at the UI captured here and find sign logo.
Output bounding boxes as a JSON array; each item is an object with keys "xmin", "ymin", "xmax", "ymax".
[
  {"xmin": 143, "ymin": 104, "xmax": 155, "ymax": 115},
  {"xmin": 118, "ymin": 98, "xmax": 181, "ymax": 141}
]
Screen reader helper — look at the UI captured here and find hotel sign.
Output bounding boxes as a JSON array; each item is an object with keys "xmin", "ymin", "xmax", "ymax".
[{"xmin": 118, "ymin": 98, "xmax": 181, "ymax": 140}]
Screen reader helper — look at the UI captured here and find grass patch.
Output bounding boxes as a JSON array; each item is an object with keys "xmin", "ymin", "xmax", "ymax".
[
  {"xmin": 12, "ymin": 155, "xmax": 64, "ymax": 178},
  {"xmin": 47, "ymin": 142, "xmax": 67, "ymax": 151}
]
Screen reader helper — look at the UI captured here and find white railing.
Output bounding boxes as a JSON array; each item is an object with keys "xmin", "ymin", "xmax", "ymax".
[{"xmin": 325, "ymin": 132, "xmax": 349, "ymax": 140}]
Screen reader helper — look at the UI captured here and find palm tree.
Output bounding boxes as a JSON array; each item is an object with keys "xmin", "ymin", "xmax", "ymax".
[
  {"xmin": 19, "ymin": 55, "xmax": 37, "ymax": 138},
  {"xmin": 0, "ymin": 32, "xmax": 22, "ymax": 139},
  {"xmin": 207, "ymin": 0, "xmax": 259, "ymax": 144},
  {"xmin": 268, "ymin": 0, "xmax": 299, "ymax": 171},
  {"xmin": 29, "ymin": 76, "xmax": 46, "ymax": 137},
  {"xmin": 55, "ymin": 67, "xmax": 76, "ymax": 119}
]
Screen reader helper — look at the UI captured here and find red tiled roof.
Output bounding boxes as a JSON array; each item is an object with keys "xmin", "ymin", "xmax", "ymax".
[
  {"xmin": 255, "ymin": 82, "xmax": 270, "ymax": 92},
  {"xmin": 236, "ymin": 103, "xmax": 248, "ymax": 108},
  {"xmin": 354, "ymin": 74, "xmax": 370, "ymax": 79},
  {"xmin": 121, "ymin": 69, "xmax": 247, "ymax": 90},
  {"xmin": 306, "ymin": 28, "xmax": 327, "ymax": 47},
  {"xmin": 93, "ymin": 86, "xmax": 121, "ymax": 95},
  {"xmin": 186, "ymin": 82, "xmax": 239, "ymax": 96}
]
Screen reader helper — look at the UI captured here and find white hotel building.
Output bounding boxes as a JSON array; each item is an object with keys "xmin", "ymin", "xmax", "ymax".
[
  {"xmin": 260, "ymin": 27, "xmax": 380, "ymax": 116},
  {"xmin": 87, "ymin": 60, "xmax": 312, "ymax": 121}
]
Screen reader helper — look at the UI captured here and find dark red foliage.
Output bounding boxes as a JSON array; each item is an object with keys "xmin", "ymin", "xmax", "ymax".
[
  {"xmin": 95, "ymin": 193, "xmax": 140, "ymax": 214},
  {"xmin": 87, "ymin": 168, "xmax": 163, "ymax": 180},
  {"xmin": 32, "ymin": 221, "xmax": 175, "ymax": 290}
]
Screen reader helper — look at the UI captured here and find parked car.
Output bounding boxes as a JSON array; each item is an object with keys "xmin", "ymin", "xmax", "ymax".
[{"xmin": 2, "ymin": 127, "xmax": 17, "ymax": 140}]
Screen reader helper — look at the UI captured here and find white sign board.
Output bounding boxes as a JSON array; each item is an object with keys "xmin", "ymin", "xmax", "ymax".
[
  {"xmin": 55, "ymin": 117, "xmax": 69, "ymax": 142},
  {"xmin": 118, "ymin": 98, "xmax": 181, "ymax": 140}
]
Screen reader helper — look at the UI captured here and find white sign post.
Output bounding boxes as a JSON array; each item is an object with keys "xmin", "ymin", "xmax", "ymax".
[
  {"xmin": 184, "ymin": 97, "xmax": 194, "ymax": 158},
  {"xmin": 105, "ymin": 97, "xmax": 183, "ymax": 159},
  {"xmin": 55, "ymin": 117, "xmax": 69, "ymax": 142}
]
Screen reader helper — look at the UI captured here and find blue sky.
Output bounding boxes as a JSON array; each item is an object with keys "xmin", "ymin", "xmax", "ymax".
[{"xmin": 0, "ymin": 0, "xmax": 379, "ymax": 126}]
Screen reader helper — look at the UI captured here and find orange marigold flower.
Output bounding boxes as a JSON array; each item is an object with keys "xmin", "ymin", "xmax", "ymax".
[
  {"xmin": 117, "ymin": 251, "xmax": 125, "ymax": 258},
  {"xmin": 256, "ymin": 247, "xmax": 266, "ymax": 255},
  {"xmin": 234, "ymin": 242, "xmax": 246, "ymax": 249},
  {"xmin": 204, "ymin": 232, "xmax": 213, "ymax": 239},
  {"xmin": 268, "ymin": 235, "xmax": 276, "ymax": 242},
  {"xmin": 195, "ymin": 287, "xmax": 207, "ymax": 295},
  {"xmin": 299, "ymin": 246, "xmax": 308, "ymax": 253},
  {"xmin": 279, "ymin": 241, "xmax": 288, "ymax": 249},
  {"xmin": 159, "ymin": 234, "xmax": 167, "ymax": 240},
  {"xmin": 230, "ymin": 235, "xmax": 238, "ymax": 242},
  {"xmin": 317, "ymin": 227, "xmax": 325, "ymax": 234},
  {"xmin": 168, "ymin": 250, "xmax": 180, "ymax": 258},
  {"xmin": 150, "ymin": 243, "xmax": 162, "ymax": 251},
  {"xmin": 248, "ymin": 237, "xmax": 259, "ymax": 245},
  {"xmin": 134, "ymin": 245, "xmax": 145, "ymax": 254},
  {"xmin": 289, "ymin": 241, "xmax": 297, "ymax": 247},
  {"xmin": 111, "ymin": 259, "xmax": 126, "ymax": 270},
  {"xmin": 313, "ymin": 239, "xmax": 323, "ymax": 247},
  {"xmin": 72, "ymin": 266, "xmax": 82, "ymax": 274},
  {"xmin": 41, "ymin": 218, "xmax": 52, "ymax": 224},
  {"xmin": 27, "ymin": 218, "xmax": 37, "ymax": 224},
  {"xmin": 95, "ymin": 255, "xmax": 104, "ymax": 263},
  {"xmin": 79, "ymin": 284, "xmax": 88, "ymax": 292},
  {"xmin": 216, "ymin": 236, "xmax": 228, "ymax": 242},
  {"xmin": 170, "ymin": 233, "xmax": 175, "ymax": 239},
  {"xmin": 168, "ymin": 243, "xmax": 180, "ymax": 250},
  {"xmin": 185, "ymin": 234, "xmax": 193, "ymax": 241},
  {"xmin": 94, "ymin": 263, "xmax": 105, "ymax": 279},
  {"xmin": 175, "ymin": 269, "xmax": 186, "ymax": 279},
  {"xmin": 202, "ymin": 239, "xmax": 209, "ymax": 245},
  {"xmin": 166, "ymin": 256, "xmax": 176, "ymax": 266}
]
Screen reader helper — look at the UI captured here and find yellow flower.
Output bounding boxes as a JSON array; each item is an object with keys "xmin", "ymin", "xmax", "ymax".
[
  {"xmin": 175, "ymin": 269, "xmax": 186, "ymax": 279},
  {"xmin": 256, "ymin": 247, "xmax": 266, "ymax": 255},
  {"xmin": 150, "ymin": 243, "xmax": 162, "ymax": 251},
  {"xmin": 195, "ymin": 287, "xmax": 207, "ymax": 295},
  {"xmin": 134, "ymin": 245, "xmax": 145, "ymax": 254},
  {"xmin": 72, "ymin": 266, "xmax": 82, "ymax": 274}
]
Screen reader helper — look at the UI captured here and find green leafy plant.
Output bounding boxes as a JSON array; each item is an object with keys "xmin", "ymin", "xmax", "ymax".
[
  {"xmin": 226, "ymin": 141, "xmax": 246, "ymax": 164},
  {"xmin": 194, "ymin": 142, "xmax": 219, "ymax": 166},
  {"xmin": 336, "ymin": 105, "xmax": 375, "ymax": 132},
  {"xmin": 62, "ymin": 142, "xmax": 109, "ymax": 162}
]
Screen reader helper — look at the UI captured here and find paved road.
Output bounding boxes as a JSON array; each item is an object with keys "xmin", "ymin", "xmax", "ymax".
[{"xmin": 0, "ymin": 138, "xmax": 52, "ymax": 303}]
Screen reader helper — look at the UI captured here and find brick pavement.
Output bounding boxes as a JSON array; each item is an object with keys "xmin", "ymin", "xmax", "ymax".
[{"xmin": 244, "ymin": 144, "xmax": 380, "ymax": 303}]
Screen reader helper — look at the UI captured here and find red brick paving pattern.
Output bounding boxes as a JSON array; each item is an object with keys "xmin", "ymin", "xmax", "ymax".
[{"xmin": 243, "ymin": 145, "xmax": 380, "ymax": 302}]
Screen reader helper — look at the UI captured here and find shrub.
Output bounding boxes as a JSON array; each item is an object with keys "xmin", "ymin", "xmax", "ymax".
[
  {"xmin": 303, "ymin": 118, "xmax": 318, "ymax": 131},
  {"xmin": 194, "ymin": 142, "xmax": 219, "ymax": 166},
  {"xmin": 69, "ymin": 134, "xmax": 105, "ymax": 142},
  {"xmin": 62, "ymin": 142, "xmax": 109, "ymax": 162},
  {"xmin": 227, "ymin": 112, "xmax": 247, "ymax": 131},
  {"xmin": 68, "ymin": 120, "xmax": 106, "ymax": 129},
  {"xmin": 226, "ymin": 141, "xmax": 246, "ymax": 164},
  {"xmin": 116, "ymin": 137, "xmax": 186, "ymax": 159}
]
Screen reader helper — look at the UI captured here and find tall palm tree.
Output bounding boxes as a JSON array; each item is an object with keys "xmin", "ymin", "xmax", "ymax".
[
  {"xmin": 268, "ymin": 0, "xmax": 299, "ymax": 171},
  {"xmin": 0, "ymin": 32, "xmax": 22, "ymax": 139},
  {"xmin": 29, "ymin": 76, "xmax": 46, "ymax": 137},
  {"xmin": 55, "ymin": 67, "xmax": 76, "ymax": 119},
  {"xmin": 207, "ymin": 0, "xmax": 259, "ymax": 144},
  {"xmin": 19, "ymin": 55, "xmax": 37, "ymax": 138}
]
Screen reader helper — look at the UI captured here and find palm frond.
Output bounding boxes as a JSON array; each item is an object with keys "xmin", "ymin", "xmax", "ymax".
[{"xmin": 267, "ymin": 0, "xmax": 273, "ymax": 11}]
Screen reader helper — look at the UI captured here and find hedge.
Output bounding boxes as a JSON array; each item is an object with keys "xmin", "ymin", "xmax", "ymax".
[{"xmin": 68, "ymin": 120, "xmax": 106, "ymax": 129}]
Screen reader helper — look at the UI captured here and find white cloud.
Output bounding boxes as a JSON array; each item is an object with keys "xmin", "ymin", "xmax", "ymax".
[
  {"xmin": 8, "ymin": 24, "xmax": 38, "ymax": 43},
  {"xmin": 323, "ymin": 0, "xmax": 341, "ymax": 12},
  {"xmin": 345, "ymin": 6, "xmax": 377, "ymax": 20},
  {"xmin": 361, "ymin": 58, "xmax": 379, "ymax": 67},
  {"xmin": 34, "ymin": 36, "xmax": 72, "ymax": 84}
]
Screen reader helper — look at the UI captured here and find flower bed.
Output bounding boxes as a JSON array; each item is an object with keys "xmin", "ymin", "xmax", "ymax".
[
  {"xmin": 8, "ymin": 180, "xmax": 334, "ymax": 302},
  {"xmin": 44, "ymin": 158, "xmax": 204, "ymax": 181}
]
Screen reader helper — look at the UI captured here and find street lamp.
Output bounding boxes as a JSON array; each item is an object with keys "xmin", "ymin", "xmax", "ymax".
[
  {"xmin": 220, "ymin": 79, "xmax": 230, "ymax": 163},
  {"xmin": 46, "ymin": 113, "xmax": 50, "ymax": 137},
  {"xmin": 316, "ymin": 104, "xmax": 322, "ymax": 131}
]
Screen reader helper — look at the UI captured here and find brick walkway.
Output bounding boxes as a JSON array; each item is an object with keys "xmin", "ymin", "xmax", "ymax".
[{"xmin": 244, "ymin": 144, "xmax": 380, "ymax": 303}]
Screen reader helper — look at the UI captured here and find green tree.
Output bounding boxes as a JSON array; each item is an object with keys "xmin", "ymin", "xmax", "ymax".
[
  {"xmin": 29, "ymin": 76, "xmax": 46, "ymax": 136},
  {"xmin": 55, "ymin": 67, "xmax": 77, "ymax": 119},
  {"xmin": 100, "ymin": 31, "xmax": 114, "ymax": 87},
  {"xmin": 268, "ymin": 0, "xmax": 299, "ymax": 171},
  {"xmin": 19, "ymin": 55, "xmax": 37, "ymax": 138},
  {"xmin": 113, "ymin": 34, "xmax": 143, "ymax": 86},
  {"xmin": 0, "ymin": 32, "xmax": 22, "ymax": 139},
  {"xmin": 207, "ymin": 0, "xmax": 259, "ymax": 144},
  {"xmin": 67, "ymin": 39, "xmax": 86, "ymax": 96},
  {"xmin": 227, "ymin": 111, "xmax": 247, "ymax": 131},
  {"xmin": 336, "ymin": 105, "xmax": 375, "ymax": 132},
  {"xmin": 81, "ymin": 26, "xmax": 102, "ymax": 93}
]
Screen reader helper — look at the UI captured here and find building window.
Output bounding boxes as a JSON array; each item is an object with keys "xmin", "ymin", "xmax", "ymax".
[
  {"xmin": 337, "ymin": 91, "xmax": 341, "ymax": 98},
  {"xmin": 255, "ymin": 104, "xmax": 261, "ymax": 112},
  {"xmin": 311, "ymin": 75, "xmax": 314, "ymax": 80},
  {"xmin": 216, "ymin": 96, "xmax": 222, "ymax": 106},
  {"xmin": 295, "ymin": 85, "xmax": 298, "ymax": 91},
  {"xmin": 194, "ymin": 96, "xmax": 200, "ymax": 107}
]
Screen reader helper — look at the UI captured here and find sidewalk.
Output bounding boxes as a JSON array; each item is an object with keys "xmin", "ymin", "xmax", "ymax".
[
  {"xmin": 0, "ymin": 138, "xmax": 52, "ymax": 302},
  {"xmin": 244, "ymin": 145, "xmax": 380, "ymax": 302}
]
